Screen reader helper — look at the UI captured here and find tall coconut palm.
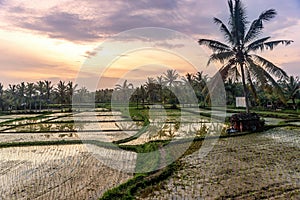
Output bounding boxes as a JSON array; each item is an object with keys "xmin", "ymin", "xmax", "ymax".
[{"xmin": 198, "ymin": 0, "xmax": 293, "ymax": 113}]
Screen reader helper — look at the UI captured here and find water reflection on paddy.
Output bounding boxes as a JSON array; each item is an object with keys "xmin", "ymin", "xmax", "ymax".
[
  {"xmin": 78, "ymin": 131, "xmax": 137, "ymax": 142},
  {"xmin": 3, "ymin": 123, "xmax": 78, "ymax": 132},
  {"xmin": 260, "ymin": 127, "xmax": 300, "ymax": 148}
]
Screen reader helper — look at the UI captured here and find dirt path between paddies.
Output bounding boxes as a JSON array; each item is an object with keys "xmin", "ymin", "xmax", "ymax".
[{"xmin": 137, "ymin": 127, "xmax": 300, "ymax": 199}]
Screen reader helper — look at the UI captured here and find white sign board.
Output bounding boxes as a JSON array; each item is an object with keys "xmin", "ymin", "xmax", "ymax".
[{"xmin": 236, "ymin": 97, "xmax": 246, "ymax": 107}]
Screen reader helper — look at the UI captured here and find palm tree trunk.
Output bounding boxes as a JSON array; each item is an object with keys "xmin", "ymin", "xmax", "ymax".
[
  {"xmin": 240, "ymin": 63, "xmax": 250, "ymax": 113},
  {"xmin": 292, "ymin": 98, "xmax": 296, "ymax": 110}
]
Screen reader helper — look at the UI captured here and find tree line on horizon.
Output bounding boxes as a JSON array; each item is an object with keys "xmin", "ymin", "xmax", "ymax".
[{"xmin": 0, "ymin": 69, "xmax": 299, "ymax": 112}]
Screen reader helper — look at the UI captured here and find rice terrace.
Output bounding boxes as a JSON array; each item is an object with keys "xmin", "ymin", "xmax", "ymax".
[{"xmin": 0, "ymin": 0, "xmax": 299, "ymax": 199}]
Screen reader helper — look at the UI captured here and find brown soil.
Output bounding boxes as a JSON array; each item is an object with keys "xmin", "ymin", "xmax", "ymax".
[
  {"xmin": 137, "ymin": 128, "xmax": 300, "ymax": 199},
  {"xmin": 0, "ymin": 145, "xmax": 132, "ymax": 200}
]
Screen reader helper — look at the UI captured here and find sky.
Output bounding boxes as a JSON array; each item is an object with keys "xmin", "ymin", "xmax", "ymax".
[{"xmin": 0, "ymin": 0, "xmax": 299, "ymax": 89}]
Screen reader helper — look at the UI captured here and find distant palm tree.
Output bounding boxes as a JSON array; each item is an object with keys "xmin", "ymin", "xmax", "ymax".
[
  {"xmin": 181, "ymin": 73, "xmax": 194, "ymax": 86},
  {"xmin": 26, "ymin": 83, "xmax": 35, "ymax": 111},
  {"xmin": 144, "ymin": 77, "xmax": 158, "ymax": 104},
  {"xmin": 6, "ymin": 84, "xmax": 17, "ymax": 111},
  {"xmin": 36, "ymin": 81, "xmax": 45, "ymax": 111},
  {"xmin": 283, "ymin": 76, "xmax": 300, "ymax": 109},
  {"xmin": 44, "ymin": 80, "xmax": 53, "ymax": 110},
  {"xmin": 0, "ymin": 83, "xmax": 4, "ymax": 111},
  {"xmin": 163, "ymin": 69, "xmax": 179, "ymax": 87},
  {"xmin": 17, "ymin": 82, "xmax": 26, "ymax": 110},
  {"xmin": 67, "ymin": 81, "xmax": 78, "ymax": 106},
  {"xmin": 77, "ymin": 86, "xmax": 90, "ymax": 103},
  {"xmin": 131, "ymin": 86, "xmax": 146, "ymax": 108},
  {"xmin": 194, "ymin": 71, "xmax": 208, "ymax": 88},
  {"xmin": 56, "ymin": 81, "xmax": 67, "ymax": 110},
  {"xmin": 115, "ymin": 80, "xmax": 134, "ymax": 102},
  {"xmin": 115, "ymin": 80, "xmax": 133, "ymax": 91},
  {"xmin": 156, "ymin": 75, "xmax": 165, "ymax": 104},
  {"xmin": 198, "ymin": 0, "xmax": 293, "ymax": 113}
]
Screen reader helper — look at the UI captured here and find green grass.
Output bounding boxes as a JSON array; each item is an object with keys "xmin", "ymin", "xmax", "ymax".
[{"xmin": 0, "ymin": 139, "xmax": 120, "ymax": 150}]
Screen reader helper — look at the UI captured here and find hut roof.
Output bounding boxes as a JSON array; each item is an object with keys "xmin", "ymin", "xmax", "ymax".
[{"xmin": 230, "ymin": 113, "xmax": 260, "ymax": 122}]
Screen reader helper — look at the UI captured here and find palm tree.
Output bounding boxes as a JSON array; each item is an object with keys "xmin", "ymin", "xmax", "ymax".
[
  {"xmin": 156, "ymin": 75, "xmax": 165, "ymax": 104},
  {"xmin": 115, "ymin": 80, "xmax": 134, "ymax": 91},
  {"xmin": 144, "ymin": 77, "xmax": 158, "ymax": 104},
  {"xmin": 283, "ymin": 76, "xmax": 300, "ymax": 109},
  {"xmin": 67, "ymin": 81, "xmax": 78, "ymax": 105},
  {"xmin": 77, "ymin": 86, "xmax": 90, "ymax": 103},
  {"xmin": 198, "ymin": 0, "xmax": 293, "ymax": 113},
  {"xmin": 17, "ymin": 82, "xmax": 26, "ymax": 110},
  {"xmin": 181, "ymin": 73, "xmax": 195, "ymax": 86},
  {"xmin": 115, "ymin": 80, "xmax": 134, "ymax": 102},
  {"xmin": 163, "ymin": 70, "xmax": 180, "ymax": 106},
  {"xmin": 26, "ymin": 83, "xmax": 35, "ymax": 111},
  {"xmin": 36, "ymin": 81, "xmax": 45, "ymax": 111},
  {"xmin": 6, "ymin": 84, "xmax": 17, "ymax": 111},
  {"xmin": 163, "ymin": 69, "xmax": 179, "ymax": 87},
  {"xmin": 56, "ymin": 81, "xmax": 67, "ymax": 110},
  {"xmin": 44, "ymin": 80, "xmax": 53, "ymax": 111}
]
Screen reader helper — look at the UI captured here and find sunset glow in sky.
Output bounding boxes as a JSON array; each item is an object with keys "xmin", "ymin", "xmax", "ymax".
[{"xmin": 0, "ymin": 0, "xmax": 299, "ymax": 89}]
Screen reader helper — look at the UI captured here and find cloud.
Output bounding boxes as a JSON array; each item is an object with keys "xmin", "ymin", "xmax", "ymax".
[
  {"xmin": 0, "ymin": 0, "xmax": 299, "ymax": 87},
  {"xmin": 18, "ymin": 12, "xmax": 100, "ymax": 42},
  {"xmin": 2, "ymin": 0, "xmax": 299, "ymax": 43},
  {"xmin": 84, "ymin": 50, "xmax": 98, "ymax": 58}
]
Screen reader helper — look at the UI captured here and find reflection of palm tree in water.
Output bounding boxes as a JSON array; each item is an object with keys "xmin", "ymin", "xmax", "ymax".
[{"xmin": 115, "ymin": 121, "xmax": 139, "ymax": 131}]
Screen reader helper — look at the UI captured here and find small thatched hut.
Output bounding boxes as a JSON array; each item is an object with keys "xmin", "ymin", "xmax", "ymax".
[{"xmin": 229, "ymin": 113, "xmax": 264, "ymax": 132}]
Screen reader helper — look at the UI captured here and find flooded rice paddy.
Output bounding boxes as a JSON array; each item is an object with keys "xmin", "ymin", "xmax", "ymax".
[{"xmin": 0, "ymin": 108, "xmax": 299, "ymax": 199}]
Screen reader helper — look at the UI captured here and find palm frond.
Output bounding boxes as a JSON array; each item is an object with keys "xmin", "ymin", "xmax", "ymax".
[
  {"xmin": 228, "ymin": 0, "xmax": 248, "ymax": 44},
  {"xmin": 246, "ymin": 57, "xmax": 286, "ymax": 102},
  {"xmin": 246, "ymin": 57, "xmax": 268, "ymax": 85},
  {"xmin": 246, "ymin": 37, "xmax": 270, "ymax": 52},
  {"xmin": 244, "ymin": 9, "xmax": 277, "ymax": 43},
  {"xmin": 198, "ymin": 39, "xmax": 231, "ymax": 52},
  {"xmin": 264, "ymin": 40, "xmax": 293, "ymax": 50},
  {"xmin": 207, "ymin": 51, "xmax": 235, "ymax": 65},
  {"xmin": 252, "ymin": 55, "xmax": 288, "ymax": 79},
  {"xmin": 213, "ymin": 17, "xmax": 234, "ymax": 44},
  {"xmin": 246, "ymin": 39, "xmax": 293, "ymax": 52},
  {"xmin": 227, "ymin": 65, "xmax": 241, "ymax": 81},
  {"xmin": 259, "ymin": 9, "xmax": 277, "ymax": 21},
  {"xmin": 218, "ymin": 59, "xmax": 236, "ymax": 80}
]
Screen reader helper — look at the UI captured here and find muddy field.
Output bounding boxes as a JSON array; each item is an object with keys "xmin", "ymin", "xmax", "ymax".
[
  {"xmin": 0, "ymin": 144, "xmax": 133, "ymax": 200},
  {"xmin": 137, "ymin": 127, "xmax": 300, "ymax": 199},
  {"xmin": 0, "ymin": 111, "xmax": 137, "ymax": 200}
]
